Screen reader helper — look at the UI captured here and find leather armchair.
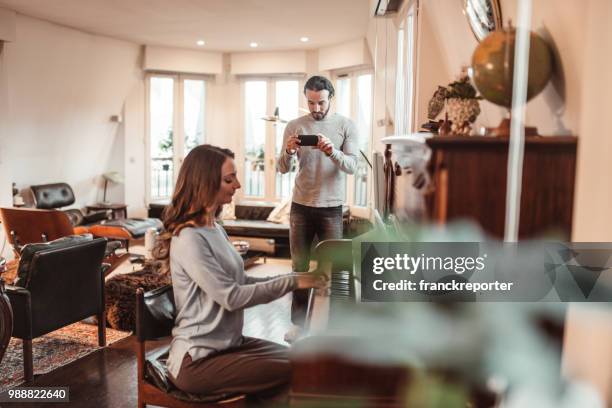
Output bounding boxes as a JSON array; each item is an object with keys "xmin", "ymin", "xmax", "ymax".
[
  {"xmin": 135, "ymin": 285, "xmax": 245, "ymax": 407},
  {"xmin": 30, "ymin": 183, "xmax": 163, "ymax": 243},
  {"xmin": 0, "ymin": 207, "xmax": 127, "ymax": 277},
  {"xmin": 6, "ymin": 237, "xmax": 107, "ymax": 382},
  {"xmin": 30, "ymin": 183, "xmax": 110, "ymax": 227}
]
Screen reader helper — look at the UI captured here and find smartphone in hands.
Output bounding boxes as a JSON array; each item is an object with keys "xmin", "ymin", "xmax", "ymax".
[{"xmin": 297, "ymin": 135, "xmax": 319, "ymax": 146}]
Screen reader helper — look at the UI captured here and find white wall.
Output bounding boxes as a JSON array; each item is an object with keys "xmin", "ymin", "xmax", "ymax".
[
  {"xmin": 0, "ymin": 8, "xmax": 16, "ymax": 259},
  {"xmin": 230, "ymin": 51, "xmax": 307, "ymax": 75},
  {"xmin": 571, "ymin": 0, "xmax": 612, "ymax": 241},
  {"xmin": 144, "ymin": 45, "xmax": 223, "ymax": 74},
  {"xmin": 4, "ymin": 15, "xmax": 142, "ymax": 210},
  {"xmin": 207, "ymin": 55, "xmax": 243, "ymax": 194},
  {"xmin": 319, "ymin": 38, "xmax": 371, "ymax": 72},
  {"xmin": 0, "ymin": 41, "xmax": 13, "ymax": 259},
  {"xmin": 562, "ymin": 1, "xmax": 612, "ymax": 403},
  {"xmin": 123, "ymin": 75, "xmax": 147, "ymax": 217},
  {"xmin": 0, "ymin": 7, "xmax": 15, "ymax": 42}
]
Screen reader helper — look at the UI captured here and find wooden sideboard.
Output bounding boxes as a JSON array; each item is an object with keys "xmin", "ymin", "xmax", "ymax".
[{"xmin": 424, "ymin": 135, "xmax": 578, "ymax": 240}]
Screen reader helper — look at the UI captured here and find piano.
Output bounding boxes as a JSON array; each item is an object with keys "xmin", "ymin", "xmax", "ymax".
[
  {"xmin": 290, "ymin": 239, "xmax": 498, "ymax": 408},
  {"xmin": 290, "ymin": 239, "xmax": 409, "ymax": 407}
]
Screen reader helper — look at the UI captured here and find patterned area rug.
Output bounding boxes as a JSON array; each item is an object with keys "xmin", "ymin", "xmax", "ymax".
[{"xmin": 0, "ymin": 322, "xmax": 130, "ymax": 393}]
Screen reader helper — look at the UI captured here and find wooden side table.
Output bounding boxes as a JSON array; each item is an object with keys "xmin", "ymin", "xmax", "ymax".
[{"xmin": 86, "ymin": 203, "xmax": 128, "ymax": 220}]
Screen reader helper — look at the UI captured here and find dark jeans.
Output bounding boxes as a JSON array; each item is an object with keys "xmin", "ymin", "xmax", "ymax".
[{"xmin": 290, "ymin": 202, "xmax": 343, "ymax": 325}]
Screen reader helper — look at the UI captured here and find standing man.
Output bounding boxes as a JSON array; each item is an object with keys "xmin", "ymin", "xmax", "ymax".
[{"xmin": 277, "ymin": 75, "xmax": 358, "ymax": 330}]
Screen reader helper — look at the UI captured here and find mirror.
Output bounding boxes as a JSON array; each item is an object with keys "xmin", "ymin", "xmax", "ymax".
[{"xmin": 463, "ymin": 0, "xmax": 503, "ymax": 41}]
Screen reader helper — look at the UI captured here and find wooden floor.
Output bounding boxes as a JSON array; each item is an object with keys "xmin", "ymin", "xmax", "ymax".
[{"xmin": 6, "ymin": 257, "xmax": 293, "ymax": 408}]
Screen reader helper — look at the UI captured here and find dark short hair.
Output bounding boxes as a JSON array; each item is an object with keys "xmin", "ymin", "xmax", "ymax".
[{"xmin": 304, "ymin": 76, "xmax": 335, "ymax": 98}]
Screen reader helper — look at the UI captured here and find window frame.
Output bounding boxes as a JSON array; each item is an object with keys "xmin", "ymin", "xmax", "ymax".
[
  {"xmin": 239, "ymin": 75, "xmax": 304, "ymax": 202},
  {"xmin": 395, "ymin": 1, "xmax": 419, "ymax": 135},
  {"xmin": 332, "ymin": 68, "xmax": 374, "ymax": 211},
  {"xmin": 145, "ymin": 72, "xmax": 210, "ymax": 203}
]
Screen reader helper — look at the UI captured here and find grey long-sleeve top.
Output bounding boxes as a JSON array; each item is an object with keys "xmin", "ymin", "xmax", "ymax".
[
  {"xmin": 167, "ymin": 223, "xmax": 296, "ymax": 378},
  {"xmin": 277, "ymin": 113, "xmax": 359, "ymax": 207}
]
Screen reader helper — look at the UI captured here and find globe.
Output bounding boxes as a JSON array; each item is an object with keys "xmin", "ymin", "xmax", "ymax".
[{"xmin": 471, "ymin": 28, "xmax": 554, "ymax": 108}]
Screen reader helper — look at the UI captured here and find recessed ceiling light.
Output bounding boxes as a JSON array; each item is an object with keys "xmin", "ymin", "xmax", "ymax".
[
  {"xmin": 196, "ymin": 40, "xmax": 205, "ymax": 46},
  {"xmin": 300, "ymin": 37, "xmax": 309, "ymax": 42},
  {"xmin": 250, "ymin": 42, "xmax": 258, "ymax": 48}
]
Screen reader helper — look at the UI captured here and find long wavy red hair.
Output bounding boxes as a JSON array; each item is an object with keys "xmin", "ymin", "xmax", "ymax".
[{"xmin": 153, "ymin": 144, "xmax": 234, "ymax": 268}]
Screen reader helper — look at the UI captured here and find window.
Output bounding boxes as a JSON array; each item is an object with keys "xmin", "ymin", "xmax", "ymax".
[
  {"xmin": 395, "ymin": 4, "xmax": 418, "ymax": 135},
  {"xmin": 147, "ymin": 73, "xmax": 207, "ymax": 200},
  {"xmin": 275, "ymin": 81, "xmax": 299, "ymax": 199},
  {"xmin": 244, "ymin": 80, "xmax": 267, "ymax": 197},
  {"xmin": 334, "ymin": 71, "xmax": 373, "ymax": 207},
  {"xmin": 243, "ymin": 78, "xmax": 300, "ymax": 200}
]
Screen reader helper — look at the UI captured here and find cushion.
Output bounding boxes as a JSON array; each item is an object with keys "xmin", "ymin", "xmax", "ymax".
[
  {"xmin": 145, "ymin": 347, "xmax": 243, "ymax": 403},
  {"xmin": 30, "ymin": 183, "xmax": 75, "ymax": 209},
  {"xmin": 100, "ymin": 218, "xmax": 163, "ymax": 238},
  {"xmin": 219, "ymin": 201, "xmax": 236, "ymax": 221},
  {"xmin": 266, "ymin": 198, "xmax": 291, "ymax": 224},
  {"xmin": 14, "ymin": 234, "xmax": 94, "ymax": 288}
]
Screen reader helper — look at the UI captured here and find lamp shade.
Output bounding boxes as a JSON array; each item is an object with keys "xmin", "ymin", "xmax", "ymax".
[{"xmin": 102, "ymin": 171, "xmax": 124, "ymax": 184}]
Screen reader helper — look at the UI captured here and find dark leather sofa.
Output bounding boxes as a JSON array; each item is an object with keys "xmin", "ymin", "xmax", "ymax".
[{"xmin": 150, "ymin": 201, "xmax": 289, "ymax": 255}]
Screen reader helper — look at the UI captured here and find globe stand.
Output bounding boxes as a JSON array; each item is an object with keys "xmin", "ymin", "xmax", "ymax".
[{"xmin": 485, "ymin": 118, "xmax": 539, "ymax": 138}]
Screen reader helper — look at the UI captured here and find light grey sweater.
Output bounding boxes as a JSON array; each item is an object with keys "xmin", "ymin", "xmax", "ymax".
[
  {"xmin": 167, "ymin": 223, "xmax": 295, "ymax": 378},
  {"xmin": 277, "ymin": 113, "xmax": 359, "ymax": 207}
]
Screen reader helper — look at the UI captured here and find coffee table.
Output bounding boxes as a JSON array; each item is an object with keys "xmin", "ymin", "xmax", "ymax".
[{"xmin": 242, "ymin": 251, "xmax": 266, "ymax": 268}]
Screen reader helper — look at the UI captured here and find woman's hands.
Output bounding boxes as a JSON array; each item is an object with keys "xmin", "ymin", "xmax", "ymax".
[{"xmin": 294, "ymin": 272, "xmax": 328, "ymax": 290}]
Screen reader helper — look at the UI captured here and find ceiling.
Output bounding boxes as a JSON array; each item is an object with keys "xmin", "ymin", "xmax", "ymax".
[{"xmin": 0, "ymin": 0, "xmax": 371, "ymax": 51}]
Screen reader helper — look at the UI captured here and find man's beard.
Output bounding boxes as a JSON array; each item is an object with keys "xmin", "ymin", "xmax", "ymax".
[{"xmin": 311, "ymin": 105, "xmax": 331, "ymax": 121}]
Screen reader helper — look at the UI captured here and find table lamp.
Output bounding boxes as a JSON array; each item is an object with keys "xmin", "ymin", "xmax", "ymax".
[{"xmin": 102, "ymin": 171, "xmax": 124, "ymax": 204}]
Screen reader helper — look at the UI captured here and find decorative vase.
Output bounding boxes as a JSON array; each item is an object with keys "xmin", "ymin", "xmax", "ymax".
[{"xmin": 446, "ymin": 98, "xmax": 481, "ymax": 136}]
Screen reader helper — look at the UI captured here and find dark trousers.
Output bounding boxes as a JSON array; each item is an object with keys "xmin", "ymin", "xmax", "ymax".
[
  {"xmin": 170, "ymin": 337, "xmax": 290, "ymax": 402},
  {"xmin": 289, "ymin": 202, "xmax": 343, "ymax": 325}
]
